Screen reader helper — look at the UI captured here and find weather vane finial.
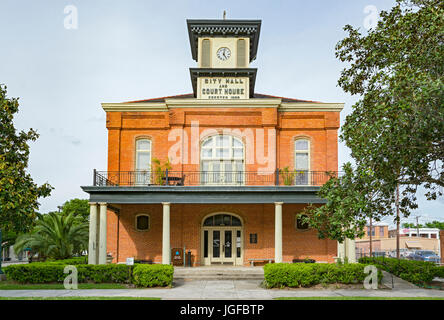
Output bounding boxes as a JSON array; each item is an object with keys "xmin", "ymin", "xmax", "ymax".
[{"xmin": 223, "ymin": 10, "xmax": 226, "ymax": 20}]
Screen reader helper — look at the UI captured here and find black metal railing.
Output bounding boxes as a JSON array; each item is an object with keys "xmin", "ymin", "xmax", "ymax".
[{"xmin": 93, "ymin": 169, "xmax": 341, "ymax": 187}]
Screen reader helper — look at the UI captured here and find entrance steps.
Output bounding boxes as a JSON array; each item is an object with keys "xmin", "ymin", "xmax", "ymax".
[{"xmin": 174, "ymin": 266, "xmax": 265, "ymax": 280}]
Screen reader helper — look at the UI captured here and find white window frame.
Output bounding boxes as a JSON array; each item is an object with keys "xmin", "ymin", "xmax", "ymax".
[
  {"xmin": 200, "ymin": 135, "xmax": 245, "ymax": 185},
  {"xmin": 135, "ymin": 214, "xmax": 150, "ymax": 231},
  {"xmin": 294, "ymin": 138, "xmax": 310, "ymax": 185},
  {"xmin": 135, "ymin": 139, "xmax": 151, "ymax": 185}
]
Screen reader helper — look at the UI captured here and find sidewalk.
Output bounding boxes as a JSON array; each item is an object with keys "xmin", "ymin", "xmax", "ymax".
[{"xmin": 0, "ymin": 279, "xmax": 443, "ymax": 299}]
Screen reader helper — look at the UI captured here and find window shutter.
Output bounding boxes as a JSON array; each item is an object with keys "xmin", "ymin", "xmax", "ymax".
[
  {"xmin": 237, "ymin": 39, "xmax": 246, "ymax": 67},
  {"xmin": 201, "ymin": 39, "xmax": 210, "ymax": 67}
]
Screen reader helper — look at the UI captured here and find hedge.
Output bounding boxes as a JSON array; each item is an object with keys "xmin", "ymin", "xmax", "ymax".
[
  {"xmin": 4, "ymin": 262, "xmax": 173, "ymax": 287},
  {"xmin": 263, "ymin": 263, "xmax": 382, "ymax": 288},
  {"xmin": 132, "ymin": 264, "xmax": 174, "ymax": 287},
  {"xmin": 358, "ymin": 257, "xmax": 437, "ymax": 285},
  {"xmin": 4, "ymin": 263, "xmax": 133, "ymax": 284},
  {"xmin": 36, "ymin": 257, "xmax": 88, "ymax": 265}
]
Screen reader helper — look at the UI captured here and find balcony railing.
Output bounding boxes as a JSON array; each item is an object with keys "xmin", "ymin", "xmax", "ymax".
[{"xmin": 93, "ymin": 169, "xmax": 341, "ymax": 187}]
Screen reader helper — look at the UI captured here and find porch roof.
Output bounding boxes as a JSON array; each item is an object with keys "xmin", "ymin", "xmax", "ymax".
[{"xmin": 81, "ymin": 185, "xmax": 325, "ymax": 204}]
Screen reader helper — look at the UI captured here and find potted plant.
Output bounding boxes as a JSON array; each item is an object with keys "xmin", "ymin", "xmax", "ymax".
[{"xmin": 151, "ymin": 158, "xmax": 172, "ymax": 185}]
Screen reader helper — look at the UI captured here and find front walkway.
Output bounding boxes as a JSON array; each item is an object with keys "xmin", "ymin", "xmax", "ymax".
[{"xmin": 1, "ymin": 279, "xmax": 444, "ymax": 300}]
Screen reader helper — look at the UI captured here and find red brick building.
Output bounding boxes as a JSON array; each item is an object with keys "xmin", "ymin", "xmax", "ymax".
[{"xmin": 82, "ymin": 19, "xmax": 348, "ymax": 266}]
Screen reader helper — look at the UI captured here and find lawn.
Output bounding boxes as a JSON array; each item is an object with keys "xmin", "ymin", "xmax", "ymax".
[
  {"xmin": 275, "ymin": 297, "xmax": 444, "ymax": 300},
  {"xmin": 0, "ymin": 281, "xmax": 129, "ymax": 290}
]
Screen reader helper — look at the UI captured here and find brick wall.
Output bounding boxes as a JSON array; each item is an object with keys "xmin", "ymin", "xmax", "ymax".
[{"xmin": 106, "ymin": 203, "xmax": 337, "ymax": 265}]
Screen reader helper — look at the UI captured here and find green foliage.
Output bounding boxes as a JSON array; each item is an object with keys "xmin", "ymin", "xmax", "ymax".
[
  {"xmin": 402, "ymin": 221, "xmax": 444, "ymax": 230},
  {"xmin": 263, "ymin": 263, "xmax": 382, "ymax": 288},
  {"xmin": 0, "ymin": 84, "xmax": 53, "ymax": 234},
  {"xmin": 60, "ymin": 199, "xmax": 90, "ymax": 223},
  {"xmin": 303, "ymin": 0, "xmax": 444, "ymax": 241},
  {"xmin": 433, "ymin": 266, "xmax": 444, "ymax": 278},
  {"xmin": 41, "ymin": 256, "xmax": 88, "ymax": 265},
  {"xmin": 4, "ymin": 263, "xmax": 134, "ymax": 284},
  {"xmin": 151, "ymin": 158, "xmax": 172, "ymax": 185},
  {"xmin": 358, "ymin": 257, "xmax": 437, "ymax": 284},
  {"xmin": 132, "ymin": 264, "xmax": 174, "ymax": 287},
  {"xmin": 13, "ymin": 212, "xmax": 89, "ymax": 260}
]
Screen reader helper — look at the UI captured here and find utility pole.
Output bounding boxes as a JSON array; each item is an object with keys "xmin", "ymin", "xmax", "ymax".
[
  {"xmin": 416, "ymin": 216, "xmax": 421, "ymax": 238},
  {"xmin": 396, "ymin": 184, "xmax": 400, "ymax": 259}
]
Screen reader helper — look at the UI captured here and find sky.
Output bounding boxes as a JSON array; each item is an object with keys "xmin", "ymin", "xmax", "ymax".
[{"xmin": 0, "ymin": 0, "xmax": 442, "ymax": 228}]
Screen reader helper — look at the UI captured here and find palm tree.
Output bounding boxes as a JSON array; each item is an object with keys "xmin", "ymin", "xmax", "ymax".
[{"xmin": 14, "ymin": 212, "xmax": 89, "ymax": 260}]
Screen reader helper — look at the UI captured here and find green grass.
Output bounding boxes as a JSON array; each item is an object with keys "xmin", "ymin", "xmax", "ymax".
[
  {"xmin": 275, "ymin": 297, "xmax": 444, "ymax": 300},
  {"xmin": 0, "ymin": 297, "xmax": 161, "ymax": 300},
  {"xmin": 0, "ymin": 281, "xmax": 129, "ymax": 290}
]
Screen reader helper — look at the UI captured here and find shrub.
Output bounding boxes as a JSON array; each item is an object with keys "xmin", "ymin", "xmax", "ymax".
[
  {"xmin": 132, "ymin": 264, "xmax": 174, "ymax": 287},
  {"xmin": 433, "ymin": 266, "xmax": 444, "ymax": 279},
  {"xmin": 263, "ymin": 263, "xmax": 382, "ymax": 288},
  {"xmin": 39, "ymin": 256, "xmax": 88, "ymax": 265},
  {"xmin": 4, "ymin": 263, "xmax": 133, "ymax": 284},
  {"xmin": 358, "ymin": 257, "xmax": 437, "ymax": 285}
]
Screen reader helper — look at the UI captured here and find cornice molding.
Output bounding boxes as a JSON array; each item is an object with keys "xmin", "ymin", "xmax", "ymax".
[
  {"xmin": 101, "ymin": 103, "xmax": 167, "ymax": 112},
  {"xmin": 101, "ymin": 100, "xmax": 344, "ymax": 112},
  {"xmin": 279, "ymin": 103, "xmax": 344, "ymax": 112}
]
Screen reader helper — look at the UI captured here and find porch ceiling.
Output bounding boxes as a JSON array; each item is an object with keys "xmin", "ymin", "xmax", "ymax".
[{"xmin": 80, "ymin": 186, "xmax": 325, "ymax": 204}]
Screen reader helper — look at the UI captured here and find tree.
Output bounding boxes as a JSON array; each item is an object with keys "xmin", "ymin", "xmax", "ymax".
[
  {"xmin": 14, "ymin": 212, "xmax": 89, "ymax": 260},
  {"xmin": 403, "ymin": 221, "xmax": 444, "ymax": 229},
  {"xmin": 0, "ymin": 84, "xmax": 53, "ymax": 234},
  {"xmin": 302, "ymin": 0, "xmax": 444, "ymax": 241},
  {"xmin": 61, "ymin": 198, "xmax": 89, "ymax": 223}
]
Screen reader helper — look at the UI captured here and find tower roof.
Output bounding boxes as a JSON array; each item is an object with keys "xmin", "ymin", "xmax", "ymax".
[{"xmin": 187, "ymin": 19, "xmax": 262, "ymax": 62}]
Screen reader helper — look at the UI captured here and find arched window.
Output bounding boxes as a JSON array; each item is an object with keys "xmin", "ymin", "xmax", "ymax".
[
  {"xmin": 135, "ymin": 214, "xmax": 150, "ymax": 231},
  {"xmin": 201, "ymin": 135, "xmax": 244, "ymax": 185},
  {"xmin": 135, "ymin": 139, "xmax": 151, "ymax": 184},
  {"xmin": 295, "ymin": 214, "xmax": 309, "ymax": 231},
  {"xmin": 294, "ymin": 139, "xmax": 310, "ymax": 185}
]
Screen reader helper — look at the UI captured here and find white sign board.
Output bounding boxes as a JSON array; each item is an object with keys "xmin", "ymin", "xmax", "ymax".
[
  {"xmin": 126, "ymin": 257, "xmax": 134, "ymax": 266},
  {"xmin": 197, "ymin": 77, "xmax": 249, "ymax": 100}
]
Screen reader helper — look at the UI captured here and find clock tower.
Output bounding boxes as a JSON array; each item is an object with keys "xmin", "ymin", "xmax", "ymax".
[{"xmin": 187, "ymin": 19, "xmax": 261, "ymax": 99}]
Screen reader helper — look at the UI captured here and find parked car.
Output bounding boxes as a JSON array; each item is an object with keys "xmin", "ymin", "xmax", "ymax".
[
  {"xmin": 409, "ymin": 250, "xmax": 440, "ymax": 263},
  {"xmin": 388, "ymin": 249, "xmax": 414, "ymax": 259}
]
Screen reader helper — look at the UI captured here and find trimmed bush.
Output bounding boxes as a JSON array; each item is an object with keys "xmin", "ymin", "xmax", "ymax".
[
  {"xmin": 132, "ymin": 264, "xmax": 174, "ymax": 288},
  {"xmin": 38, "ymin": 257, "xmax": 88, "ymax": 265},
  {"xmin": 263, "ymin": 263, "xmax": 382, "ymax": 288},
  {"xmin": 433, "ymin": 266, "xmax": 444, "ymax": 279},
  {"xmin": 358, "ymin": 257, "xmax": 437, "ymax": 285},
  {"xmin": 4, "ymin": 263, "xmax": 133, "ymax": 284}
]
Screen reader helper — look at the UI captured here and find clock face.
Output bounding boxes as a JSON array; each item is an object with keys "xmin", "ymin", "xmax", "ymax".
[{"xmin": 217, "ymin": 47, "xmax": 231, "ymax": 61}]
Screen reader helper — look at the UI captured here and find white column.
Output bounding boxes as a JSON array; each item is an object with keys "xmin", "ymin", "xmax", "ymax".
[
  {"xmin": 162, "ymin": 202, "xmax": 171, "ymax": 265},
  {"xmin": 274, "ymin": 202, "xmax": 283, "ymax": 263},
  {"xmin": 98, "ymin": 202, "xmax": 108, "ymax": 265},
  {"xmin": 88, "ymin": 202, "xmax": 98, "ymax": 265},
  {"xmin": 345, "ymin": 238, "xmax": 356, "ymax": 263},
  {"xmin": 337, "ymin": 241, "xmax": 345, "ymax": 262}
]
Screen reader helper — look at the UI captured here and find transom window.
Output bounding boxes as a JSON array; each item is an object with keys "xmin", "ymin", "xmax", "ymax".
[
  {"xmin": 203, "ymin": 214, "xmax": 242, "ymax": 227},
  {"xmin": 201, "ymin": 135, "xmax": 244, "ymax": 185},
  {"xmin": 294, "ymin": 139, "xmax": 310, "ymax": 185}
]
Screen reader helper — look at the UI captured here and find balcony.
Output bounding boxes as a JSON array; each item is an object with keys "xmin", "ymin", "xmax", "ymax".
[{"xmin": 92, "ymin": 169, "xmax": 340, "ymax": 187}]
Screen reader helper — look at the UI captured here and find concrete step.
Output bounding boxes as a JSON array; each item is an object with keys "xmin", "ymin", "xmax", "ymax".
[{"xmin": 173, "ymin": 267, "xmax": 264, "ymax": 280}]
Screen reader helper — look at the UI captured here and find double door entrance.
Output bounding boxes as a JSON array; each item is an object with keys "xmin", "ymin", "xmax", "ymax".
[{"xmin": 202, "ymin": 227, "xmax": 243, "ymax": 265}]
